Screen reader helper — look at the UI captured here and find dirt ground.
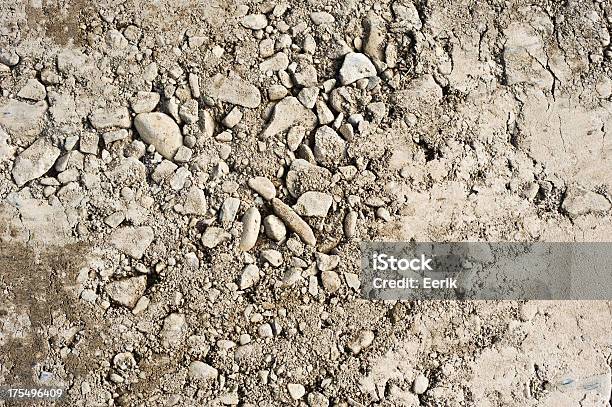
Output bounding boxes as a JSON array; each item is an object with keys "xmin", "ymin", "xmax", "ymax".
[{"xmin": 0, "ymin": 0, "xmax": 611, "ymax": 406}]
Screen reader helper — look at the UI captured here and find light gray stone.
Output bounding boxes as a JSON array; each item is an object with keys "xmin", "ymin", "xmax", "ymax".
[
  {"xmin": 105, "ymin": 276, "xmax": 147, "ymax": 308},
  {"xmin": 248, "ymin": 176, "xmax": 276, "ymax": 200},
  {"xmin": 294, "ymin": 191, "xmax": 333, "ymax": 217},
  {"xmin": 339, "ymin": 53, "xmax": 377, "ymax": 85},
  {"xmin": 110, "ymin": 226, "xmax": 154, "ymax": 259},
  {"xmin": 134, "ymin": 112, "xmax": 183, "ymax": 160},
  {"xmin": 12, "ymin": 138, "xmax": 60, "ymax": 186}
]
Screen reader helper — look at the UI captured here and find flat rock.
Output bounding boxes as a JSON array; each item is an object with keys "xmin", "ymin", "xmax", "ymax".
[
  {"xmin": 188, "ymin": 361, "xmax": 218, "ymax": 381},
  {"xmin": 89, "ymin": 106, "xmax": 131, "ymax": 129},
  {"xmin": 130, "ymin": 91, "xmax": 160, "ymax": 113},
  {"xmin": 110, "ymin": 226, "xmax": 154, "ymax": 259},
  {"xmin": 105, "ymin": 276, "xmax": 147, "ymax": 308},
  {"xmin": 313, "ymin": 125, "xmax": 346, "ymax": 167},
  {"xmin": 294, "ymin": 191, "xmax": 333, "ymax": 217},
  {"xmin": 285, "ymin": 159, "xmax": 332, "ymax": 198},
  {"xmin": 339, "ymin": 53, "xmax": 377, "ymax": 85},
  {"xmin": 184, "ymin": 186, "xmax": 208, "ymax": 215},
  {"xmin": 0, "ymin": 99, "xmax": 48, "ymax": 137},
  {"xmin": 310, "ymin": 12, "xmax": 335, "ymax": 25},
  {"xmin": 17, "ymin": 79, "xmax": 47, "ymax": 101},
  {"xmin": 562, "ymin": 186, "xmax": 611, "ymax": 218},
  {"xmin": 242, "ymin": 14, "xmax": 268, "ymax": 30},
  {"xmin": 287, "ymin": 383, "xmax": 306, "ymax": 400},
  {"xmin": 261, "ymin": 97, "xmax": 317, "ymax": 138},
  {"xmin": 201, "ymin": 227, "xmax": 231, "ymax": 248},
  {"xmin": 12, "ymin": 138, "xmax": 60, "ymax": 186},
  {"xmin": 202, "ymin": 73, "xmax": 261, "ymax": 108},
  {"xmin": 134, "ymin": 112, "xmax": 183, "ymax": 160},
  {"xmin": 260, "ymin": 52, "xmax": 289, "ymax": 72}
]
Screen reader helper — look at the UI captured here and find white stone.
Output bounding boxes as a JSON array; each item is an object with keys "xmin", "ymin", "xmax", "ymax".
[
  {"xmin": 248, "ymin": 176, "xmax": 276, "ymax": 200},
  {"xmin": 12, "ymin": 138, "xmax": 60, "ymax": 186},
  {"xmin": 339, "ymin": 53, "xmax": 377, "ymax": 85},
  {"xmin": 263, "ymin": 215, "xmax": 287, "ymax": 241},
  {"xmin": 287, "ymin": 383, "xmax": 306, "ymax": 400},
  {"xmin": 260, "ymin": 52, "xmax": 289, "ymax": 72},
  {"xmin": 220, "ymin": 197, "xmax": 241, "ymax": 225},
  {"xmin": 188, "ymin": 361, "xmax": 218, "ymax": 381},
  {"xmin": 347, "ymin": 330, "xmax": 375, "ymax": 354},
  {"xmin": 89, "ymin": 106, "xmax": 131, "ymax": 129},
  {"xmin": 130, "ymin": 91, "xmax": 160, "ymax": 113},
  {"xmin": 294, "ymin": 191, "xmax": 333, "ymax": 217},
  {"xmin": 184, "ymin": 187, "xmax": 208, "ymax": 215},
  {"xmin": 313, "ymin": 125, "xmax": 346, "ymax": 167},
  {"xmin": 310, "ymin": 12, "xmax": 335, "ymax": 25},
  {"xmin": 413, "ymin": 374, "xmax": 429, "ymax": 394},
  {"xmin": 321, "ymin": 270, "xmax": 341, "ymax": 293},
  {"xmin": 105, "ymin": 276, "xmax": 147, "ymax": 308},
  {"xmin": 17, "ymin": 79, "xmax": 46, "ymax": 101},
  {"xmin": 242, "ymin": 14, "xmax": 268, "ymax": 30},
  {"xmin": 240, "ymin": 264, "xmax": 260, "ymax": 289},
  {"xmin": 110, "ymin": 226, "xmax": 154, "ymax": 259},
  {"xmin": 261, "ymin": 97, "xmax": 317, "ymax": 138},
  {"xmin": 222, "ymin": 107, "xmax": 243, "ymax": 128},
  {"xmin": 134, "ymin": 112, "xmax": 184, "ymax": 160},
  {"xmin": 239, "ymin": 207, "xmax": 261, "ymax": 251},
  {"xmin": 202, "ymin": 73, "xmax": 261, "ymax": 108}
]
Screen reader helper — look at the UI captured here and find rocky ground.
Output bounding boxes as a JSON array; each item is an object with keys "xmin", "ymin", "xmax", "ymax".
[{"xmin": 1, "ymin": 0, "xmax": 612, "ymax": 406}]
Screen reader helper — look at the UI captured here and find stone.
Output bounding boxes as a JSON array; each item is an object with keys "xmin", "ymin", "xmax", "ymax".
[
  {"xmin": 188, "ymin": 361, "xmax": 218, "ymax": 381},
  {"xmin": 222, "ymin": 107, "xmax": 243, "ymax": 128},
  {"xmin": 339, "ymin": 53, "xmax": 377, "ymax": 85},
  {"xmin": 261, "ymin": 97, "xmax": 317, "ymax": 138},
  {"xmin": 110, "ymin": 226, "xmax": 154, "ymax": 259},
  {"xmin": 261, "ymin": 249, "xmax": 283, "ymax": 267},
  {"xmin": 17, "ymin": 79, "xmax": 46, "ymax": 101},
  {"xmin": 174, "ymin": 146, "xmax": 193, "ymax": 162},
  {"xmin": 292, "ymin": 64, "xmax": 318, "ymax": 88},
  {"xmin": 413, "ymin": 374, "xmax": 429, "ymax": 394},
  {"xmin": 130, "ymin": 91, "xmax": 160, "ymax": 113},
  {"xmin": 321, "ymin": 270, "xmax": 341, "ymax": 293},
  {"xmin": 316, "ymin": 101, "xmax": 335, "ymax": 125},
  {"xmin": 297, "ymin": 87, "xmax": 318, "ymax": 109},
  {"xmin": 271, "ymin": 198, "xmax": 316, "ymax": 246},
  {"xmin": 242, "ymin": 14, "xmax": 268, "ymax": 30},
  {"xmin": 287, "ymin": 383, "xmax": 306, "ymax": 400},
  {"xmin": 89, "ymin": 106, "xmax": 131, "ymax": 129},
  {"xmin": 179, "ymin": 99, "xmax": 199, "ymax": 124},
  {"xmin": 285, "ymin": 159, "xmax": 332, "ymax": 198},
  {"xmin": 344, "ymin": 211, "xmax": 358, "ymax": 238},
  {"xmin": 347, "ymin": 330, "xmax": 375, "ymax": 354},
  {"xmin": 248, "ymin": 176, "xmax": 276, "ymax": 200},
  {"xmin": 102, "ymin": 129, "xmax": 128, "ymax": 144},
  {"xmin": 307, "ymin": 392, "xmax": 330, "ymax": 407},
  {"xmin": 79, "ymin": 132, "xmax": 99, "ymax": 155},
  {"xmin": 286, "ymin": 126, "xmax": 305, "ymax": 151},
  {"xmin": 363, "ymin": 12, "xmax": 386, "ymax": 61},
  {"xmin": 0, "ymin": 49, "xmax": 19, "ymax": 66},
  {"xmin": 220, "ymin": 197, "xmax": 241, "ymax": 226},
  {"xmin": 239, "ymin": 207, "xmax": 261, "ymax": 251},
  {"xmin": 263, "ymin": 215, "xmax": 287, "ymax": 241},
  {"xmin": 12, "ymin": 139, "xmax": 60, "ymax": 187},
  {"xmin": 316, "ymin": 253, "xmax": 340, "ymax": 271},
  {"xmin": 201, "ymin": 227, "xmax": 231, "ymax": 248},
  {"xmin": 310, "ymin": 12, "xmax": 335, "ymax": 25},
  {"xmin": 562, "ymin": 186, "xmax": 611, "ymax": 218},
  {"xmin": 259, "ymin": 52, "xmax": 289, "ymax": 72},
  {"xmin": 202, "ymin": 73, "xmax": 261, "ymax": 108},
  {"xmin": 258, "ymin": 323, "xmax": 273, "ymax": 338},
  {"xmin": 152, "ymin": 160, "xmax": 178, "ymax": 183},
  {"xmin": 160, "ymin": 313, "xmax": 186, "ymax": 347},
  {"xmin": 105, "ymin": 276, "xmax": 147, "ymax": 308},
  {"xmin": 0, "ymin": 99, "xmax": 48, "ymax": 137},
  {"xmin": 113, "ymin": 352, "xmax": 137, "ymax": 370},
  {"xmin": 134, "ymin": 112, "xmax": 183, "ymax": 160},
  {"xmin": 294, "ymin": 191, "xmax": 333, "ymax": 217},
  {"xmin": 184, "ymin": 187, "xmax": 208, "ymax": 215},
  {"xmin": 313, "ymin": 125, "xmax": 346, "ymax": 166},
  {"xmin": 268, "ymin": 85, "xmax": 288, "ymax": 101},
  {"xmin": 169, "ymin": 167, "xmax": 191, "ymax": 190},
  {"xmin": 240, "ymin": 264, "xmax": 260, "ymax": 289}
]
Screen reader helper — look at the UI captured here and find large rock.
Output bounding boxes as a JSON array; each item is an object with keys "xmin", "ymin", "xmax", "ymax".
[
  {"xmin": 12, "ymin": 138, "xmax": 60, "ymax": 186},
  {"xmin": 110, "ymin": 226, "xmax": 154, "ymax": 259},
  {"xmin": 202, "ymin": 73, "xmax": 261, "ymax": 108},
  {"xmin": 261, "ymin": 97, "xmax": 317, "ymax": 138},
  {"xmin": 105, "ymin": 276, "xmax": 147, "ymax": 308},
  {"xmin": 0, "ymin": 99, "xmax": 48, "ymax": 137},
  {"xmin": 339, "ymin": 53, "xmax": 377, "ymax": 85},
  {"xmin": 134, "ymin": 113, "xmax": 183, "ymax": 160},
  {"xmin": 285, "ymin": 159, "xmax": 332, "ymax": 198}
]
